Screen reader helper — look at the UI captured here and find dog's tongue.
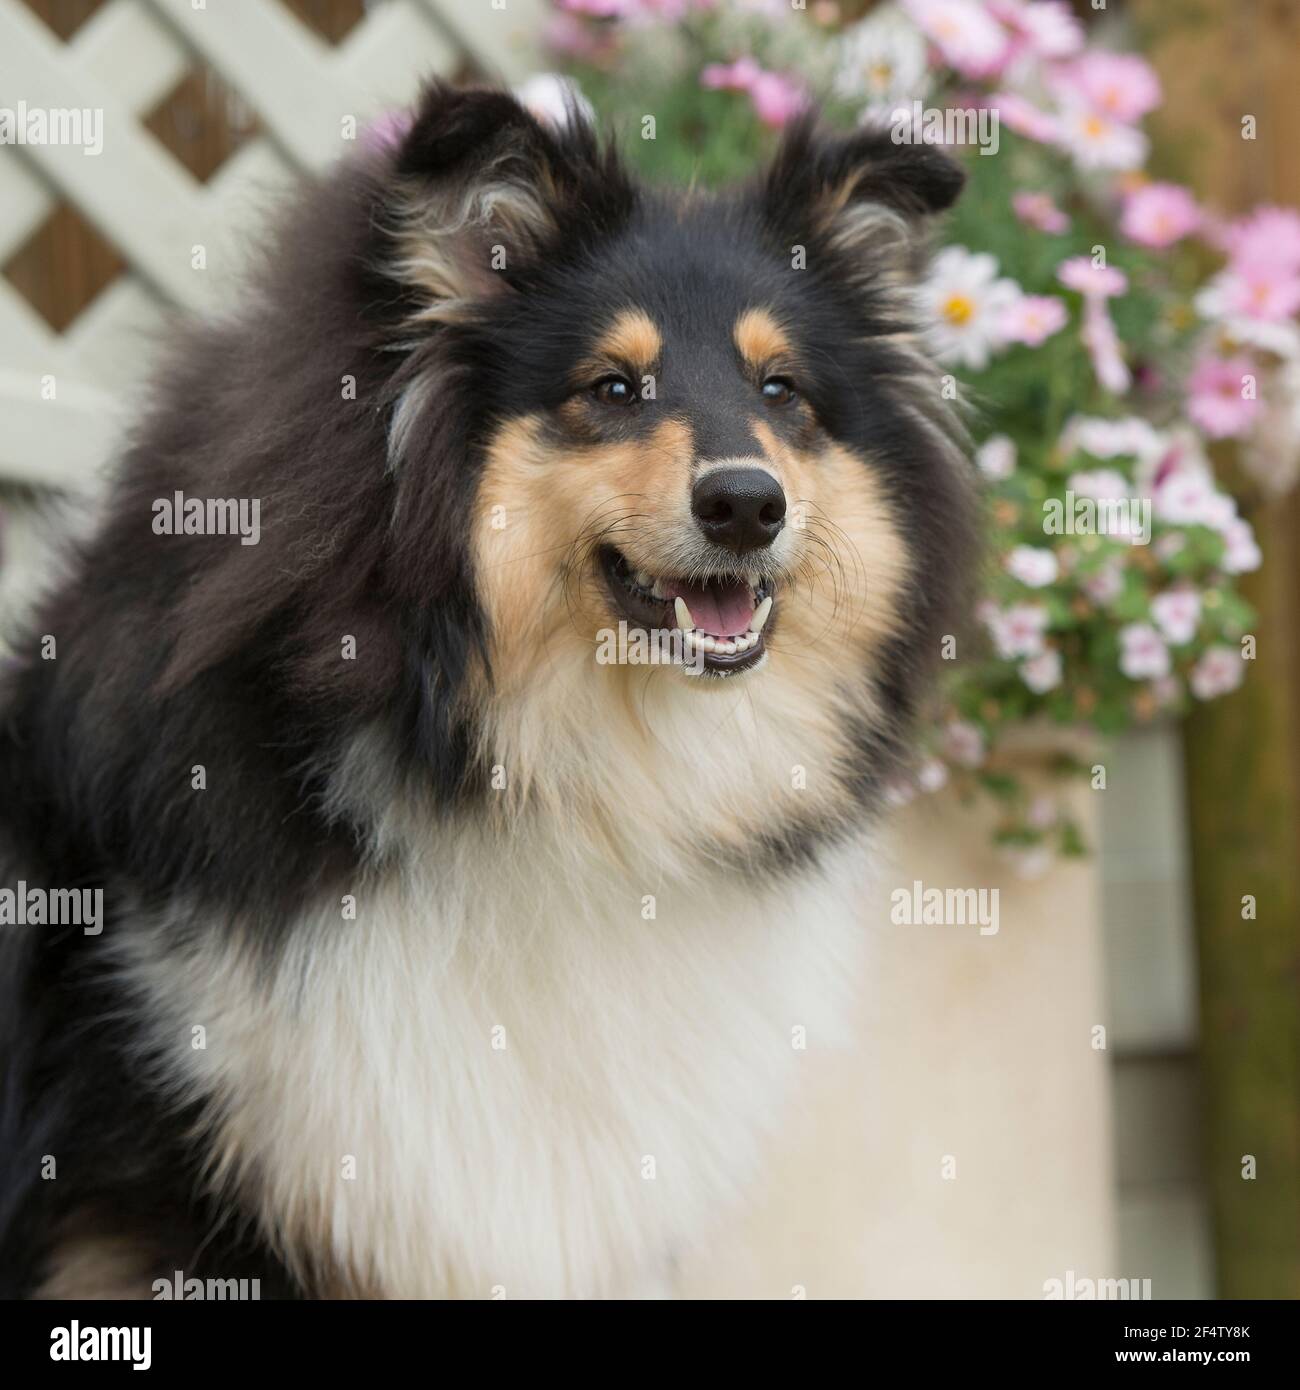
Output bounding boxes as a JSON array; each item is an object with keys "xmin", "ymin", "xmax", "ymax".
[{"xmin": 665, "ymin": 576, "xmax": 754, "ymax": 637}]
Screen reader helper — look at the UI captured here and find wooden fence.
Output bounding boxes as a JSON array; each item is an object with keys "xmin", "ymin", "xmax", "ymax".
[{"xmin": 0, "ymin": 0, "xmax": 545, "ymax": 488}]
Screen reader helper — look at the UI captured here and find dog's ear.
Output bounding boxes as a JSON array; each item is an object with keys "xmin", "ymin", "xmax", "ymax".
[
  {"xmin": 761, "ymin": 115, "xmax": 964, "ymax": 270},
  {"xmin": 380, "ymin": 84, "xmax": 631, "ymax": 318}
]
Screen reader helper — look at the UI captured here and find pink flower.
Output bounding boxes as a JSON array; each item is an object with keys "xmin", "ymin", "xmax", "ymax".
[
  {"xmin": 1020, "ymin": 648, "xmax": 1063, "ymax": 693},
  {"xmin": 1222, "ymin": 206, "xmax": 1300, "ymax": 274},
  {"xmin": 1080, "ymin": 297, "xmax": 1130, "ymax": 394},
  {"xmin": 1119, "ymin": 623, "xmax": 1171, "ymax": 681},
  {"xmin": 557, "ymin": 0, "xmax": 631, "ymax": 14},
  {"xmin": 1054, "ymin": 51, "xmax": 1162, "ymax": 124},
  {"xmin": 988, "ymin": 0, "xmax": 1082, "ymax": 59},
  {"xmin": 943, "ymin": 720, "xmax": 986, "ymax": 767},
  {"xmin": 990, "ymin": 92, "xmax": 1059, "ymax": 143},
  {"xmin": 1197, "ymin": 264, "xmax": 1300, "ymax": 324},
  {"xmin": 1220, "ymin": 517, "xmax": 1262, "ymax": 573},
  {"xmin": 1002, "ymin": 294, "xmax": 1068, "ymax": 346},
  {"xmin": 1187, "ymin": 354, "xmax": 1260, "ymax": 439},
  {"xmin": 985, "ymin": 602, "xmax": 1050, "ymax": 659},
  {"xmin": 1013, "ymin": 191, "xmax": 1069, "ymax": 235},
  {"xmin": 701, "ymin": 57, "xmax": 762, "ymax": 92},
  {"xmin": 1081, "ymin": 564, "xmax": 1123, "ymax": 606},
  {"xmin": 701, "ymin": 59, "xmax": 803, "ymax": 127},
  {"xmin": 1150, "ymin": 589, "xmax": 1202, "ymax": 645},
  {"xmin": 1058, "ymin": 257, "xmax": 1128, "ymax": 299},
  {"xmin": 902, "ymin": 0, "xmax": 1010, "ymax": 79},
  {"xmin": 748, "ymin": 71, "xmax": 806, "ymax": 128},
  {"xmin": 1190, "ymin": 646, "xmax": 1245, "ymax": 700},
  {"xmin": 1121, "ymin": 183, "xmax": 1200, "ymax": 249}
]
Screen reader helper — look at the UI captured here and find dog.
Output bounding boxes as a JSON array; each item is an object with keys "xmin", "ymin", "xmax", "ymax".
[{"xmin": 0, "ymin": 84, "xmax": 974, "ymax": 1299}]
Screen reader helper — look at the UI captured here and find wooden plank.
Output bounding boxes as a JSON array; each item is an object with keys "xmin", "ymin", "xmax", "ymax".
[
  {"xmin": 416, "ymin": 0, "xmax": 546, "ymax": 81},
  {"xmin": 340, "ymin": 0, "xmax": 460, "ymax": 103},
  {"xmin": 0, "ymin": 153, "xmax": 56, "ymax": 265},
  {"xmin": 72, "ymin": 0, "xmax": 191, "ymax": 117},
  {"xmin": 145, "ymin": 0, "xmax": 370, "ymax": 170},
  {"xmin": 0, "ymin": 0, "xmax": 210, "ymax": 309},
  {"xmin": 1139, "ymin": 0, "xmax": 1300, "ymax": 1298},
  {"xmin": 0, "ymin": 368, "xmax": 121, "ymax": 489}
]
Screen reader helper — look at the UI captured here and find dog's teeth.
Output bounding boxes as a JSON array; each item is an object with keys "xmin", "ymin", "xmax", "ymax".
[
  {"xmin": 717, "ymin": 639, "xmax": 736, "ymax": 655},
  {"xmin": 746, "ymin": 569, "xmax": 760, "ymax": 589},
  {"xmin": 634, "ymin": 569, "xmax": 652, "ymax": 588},
  {"xmin": 735, "ymin": 633, "xmax": 752, "ymax": 651},
  {"xmin": 749, "ymin": 596, "xmax": 773, "ymax": 634},
  {"xmin": 673, "ymin": 597, "xmax": 694, "ymax": 631},
  {"xmin": 697, "ymin": 633, "xmax": 716, "ymax": 652},
  {"xmin": 651, "ymin": 579, "xmax": 666, "ymax": 599}
]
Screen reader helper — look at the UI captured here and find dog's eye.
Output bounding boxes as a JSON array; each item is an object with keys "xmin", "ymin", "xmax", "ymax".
[
  {"xmin": 761, "ymin": 377, "xmax": 797, "ymax": 406},
  {"xmin": 592, "ymin": 375, "xmax": 636, "ymax": 406}
]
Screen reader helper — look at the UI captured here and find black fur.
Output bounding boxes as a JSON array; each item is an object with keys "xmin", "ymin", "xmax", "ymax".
[{"xmin": 0, "ymin": 84, "xmax": 974, "ymax": 1297}]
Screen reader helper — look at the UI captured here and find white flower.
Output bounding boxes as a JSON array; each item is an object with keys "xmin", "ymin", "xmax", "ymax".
[
  {"xmin": 1081, "ymin": 563, "xmax": 1123, "ymax": 605},
  {"xmin": 1220, "ymin": 517, "xmax": 1263, "ymax": 573},
  {"xmin": 1055, "ymin": 101, "xmax": 1149, "ymax": 171},
  {"xmin": 985, "ymin": 602, "xmax": 1050, "ymax": 659},
  {"xmin": 1067, "ymin": 468, "xmax": 1131, "ymax": 501},
  {"xmin": 1061, "ymin": 415, "xmax": 1166, "ymax": 465},
  {"xmin": 976, "ymin": 434, "xmax": 1017, "ymax": 480},
  {"xmin": 916, "ymin": 757, "xmax": 950, "ymax": 793},
  {"xmin": 835, "ymin": 4, "xmax": 929, "ymax": 114},
  {"xmin": 1153, "ymin": 472, "xmax": 1237, "ymax": 531},
  {"xmin": 513, "ymin": 74, "xmax": 594, "ymax": 129},
  {"xmin": 942, "ymin": 720, "xmax": 985, "ymax": 767},
  {"xmin": 922, "ymin": 246, "xmax": 1022, "ymax": 370},
  {"xmin": 1119, "ymin": 623, "xmax": 1171, "ymax": 680},
  {"xmin": 1005, "ymin": 544, "xmax": 1059, "ymax": 588},
  {"xmin": 1190, "ymin": 646, "xmax": 1245, "ymax": 700},
  {"xmin": 1150, "ymin": 590, "xmax": 1202, "ymax": 645},
  {"xmin": 1020, "ymin": 648, "xmax": 1063, "ymax": 693}
]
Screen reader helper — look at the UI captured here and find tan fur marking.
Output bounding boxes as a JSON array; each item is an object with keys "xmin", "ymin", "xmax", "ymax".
[
  {"xmin": 589, "ymin": 308, "xmax": 663, "ymax": 376},
  {"xmin": 733, "ymin": 308, "xmax": 793, "ymax": 371}
]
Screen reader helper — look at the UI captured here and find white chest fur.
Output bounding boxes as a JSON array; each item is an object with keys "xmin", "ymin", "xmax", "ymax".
[{"xmin": 124, "ymin": 832, "xmax": 871, "ymax": 1298}]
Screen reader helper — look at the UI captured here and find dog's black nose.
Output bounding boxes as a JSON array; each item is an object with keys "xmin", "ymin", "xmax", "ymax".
[{"xmin": 691, "ymin": 467, "xmax": 786, "ymax": 553}]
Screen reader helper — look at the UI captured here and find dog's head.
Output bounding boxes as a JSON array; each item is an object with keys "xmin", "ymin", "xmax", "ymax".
[
  {"xmin": 65, "ymin": 84, "xmax": 975, "ymax": 889},
  {"xmin": 361, "ymin": 87, "xmax": 975, "ymax": 850}
]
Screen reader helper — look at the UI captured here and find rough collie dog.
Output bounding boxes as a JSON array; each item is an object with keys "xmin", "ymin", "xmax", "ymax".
[{"xmin": 0, "ymin": 85, "xmax": 974, "ymax": 1299}]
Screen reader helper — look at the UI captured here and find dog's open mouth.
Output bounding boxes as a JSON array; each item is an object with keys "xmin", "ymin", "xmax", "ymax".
[{"xmin": 598, "ymin": 545, "xmax": 773, "ymax": 675}]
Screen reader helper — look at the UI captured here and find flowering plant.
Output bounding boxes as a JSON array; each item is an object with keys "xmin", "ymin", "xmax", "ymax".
[{"xmin": 544, "ymin": 0, "xmax": 1299, "ymax": 869}]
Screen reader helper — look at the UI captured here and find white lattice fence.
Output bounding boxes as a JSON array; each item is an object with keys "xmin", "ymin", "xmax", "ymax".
[{"xmin": 0, "ymin": 0, "xmax": 546, "ymax": 488}]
